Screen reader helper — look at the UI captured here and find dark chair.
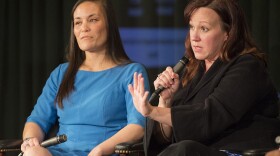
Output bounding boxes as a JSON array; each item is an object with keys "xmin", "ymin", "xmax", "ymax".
[
  {"xmin": 0, "ymin": 123, "xmax": 59, "ymax": 156},
  {"xmin": 115, "ymin": 99, "xmax": 280, "ymax": 156},
  {"xmin": 115, "ymin": 139, "xmax": 144, "ymax": 156},
  {"xmin": 0, "ymin": 134, "xmax": 67, "ymax": 156},
  {"xmin": 114, "ymin": 139, "xmax": 280, "ymax": 156},
  {"xmin": 0, "ymin": 139, "xmax": 22, "ymax": 156}
]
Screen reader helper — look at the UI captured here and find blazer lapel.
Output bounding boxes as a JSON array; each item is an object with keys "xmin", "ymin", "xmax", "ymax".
[{"xmin": 185, "ymin": 59, "xmax": 224, "ymax": 102}]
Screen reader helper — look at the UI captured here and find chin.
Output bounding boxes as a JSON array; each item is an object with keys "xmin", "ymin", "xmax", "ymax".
[
  {"xmin": 194, "ymin": 54, "xmax": 206, "ymax": 60},
  {"xmin": 79, "ymin": 46, "xmax": 93, "ymax": 52}
]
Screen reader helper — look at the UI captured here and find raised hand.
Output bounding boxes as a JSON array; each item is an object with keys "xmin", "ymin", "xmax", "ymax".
[{"xmin": 128, "ymin": 72, "xmax": 153, "ymax": 117}]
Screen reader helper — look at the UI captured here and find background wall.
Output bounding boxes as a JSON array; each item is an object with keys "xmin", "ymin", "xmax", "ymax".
[{"xmin": 0, "ymin": 0, "xmax": 279, "ymax": 139}]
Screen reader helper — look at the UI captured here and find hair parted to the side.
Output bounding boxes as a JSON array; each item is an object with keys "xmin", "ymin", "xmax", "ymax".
[
  {"xmin": 182, "ymin": 0, "xmax": 266, "ymax": 86},
  {"xmin": 55, "ymin": 0, "xmax": 130, "ymax": 108}
]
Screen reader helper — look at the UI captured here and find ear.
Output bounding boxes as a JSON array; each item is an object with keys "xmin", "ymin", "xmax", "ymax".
[{"xmin": 224, "ymin": 33, "xmax": 229, "ymax": 41}]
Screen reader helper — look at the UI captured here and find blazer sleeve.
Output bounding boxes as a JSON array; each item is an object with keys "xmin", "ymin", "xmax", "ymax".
[{"xmin": 171, "ymin": 55, "xmax": 278, "ymax": 143}]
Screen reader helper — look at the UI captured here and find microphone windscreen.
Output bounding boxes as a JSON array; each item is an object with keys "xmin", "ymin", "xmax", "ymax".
[
  {"xmin": 275, "ymin": 136, "xmax": 280, "ymax": 145},
  {"xmin": 41, "ymin": 134, "xmax": 67, "ymax": 147}
]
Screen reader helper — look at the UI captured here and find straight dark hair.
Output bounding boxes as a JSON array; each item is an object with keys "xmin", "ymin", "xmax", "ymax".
[
  {"xmin": 55, "ymin": 0, "xmax": 130, "ymax": 108},
  {"xmin": 182, "ymin": 0, "xmax": 266, "ymax": 86}
]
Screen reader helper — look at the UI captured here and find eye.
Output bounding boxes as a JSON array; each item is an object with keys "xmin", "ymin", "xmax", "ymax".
[
  {"xmin": 201, "ymin": 26, "xmax": 209, "ymax": 32},
  {"xmin": 74, "ymin": 21, "xmax": 82, "ymax": 26},
  {"xmin": 189, "ymin": 24, "xmax": 194, "ymax": 31},
  {"xmin": 89, "ymin": 18, "xmax": 98, "ymax": 23}
]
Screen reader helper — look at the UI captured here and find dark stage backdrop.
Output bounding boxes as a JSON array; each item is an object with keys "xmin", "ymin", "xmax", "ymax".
[{"xmin": 0, "ymin": 0, "xmax": 279, "ymax": 139}]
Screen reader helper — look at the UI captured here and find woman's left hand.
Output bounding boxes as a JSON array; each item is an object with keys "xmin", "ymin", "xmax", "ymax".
[{"xmin": 128, "ymin": 72, "xmax": 153, "ymax": 117}]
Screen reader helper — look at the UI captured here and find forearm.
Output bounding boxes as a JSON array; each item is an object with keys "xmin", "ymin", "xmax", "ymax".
[
  {"xmin": 158, "ymin": 96, "xmax": 173, "ymax": 108},
  {"xmin": 152, "ymin": 95, "xmax": 173, "ymax": 140},
  {"xmin": 94, "ymin": 124, "xmax": 144, "ymax": 155},
  {"xmin": 148, "ymin": 106, "xmax": 173, "ymax": 141},
  {"xmin": 22, "ymin": 122, "xmax": 45, "ymax": 142},
  {"xmin": 149, "ymin": 106, "xmax": 172, "ymax": 127}
]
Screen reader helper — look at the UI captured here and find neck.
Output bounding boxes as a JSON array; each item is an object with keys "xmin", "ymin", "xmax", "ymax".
[
  {"xmin": 204, "ymin": 56, "xmax": 219, "ymax": 72},
  {"xmin": 80, "ymin": 51, "xmax": 116, "ymax": 71}
]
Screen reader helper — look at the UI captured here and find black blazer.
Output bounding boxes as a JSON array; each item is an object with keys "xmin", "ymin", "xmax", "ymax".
[{"xmin": 145, "ymin": 54, "xmax": 280, "ymax": 155}]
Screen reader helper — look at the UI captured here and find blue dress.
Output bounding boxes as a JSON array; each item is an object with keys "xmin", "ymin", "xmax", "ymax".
[{"xmin": 26, "ymin": 62, "xmax": 150, "ymax": 156}]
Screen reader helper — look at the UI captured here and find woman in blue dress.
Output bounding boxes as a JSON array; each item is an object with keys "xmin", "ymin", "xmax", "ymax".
[{"xmin": 20, "ymin": 0, "xmax": 150, "ymax": 156}]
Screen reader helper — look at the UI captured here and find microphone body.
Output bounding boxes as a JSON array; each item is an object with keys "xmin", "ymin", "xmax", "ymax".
[
  {"xmin": 41, "ymin": 134, "xmax": 67, "ymax": 147},
  {"xmin": 149, "ymin": 56, "xmax": 189, "ymax": 104}
]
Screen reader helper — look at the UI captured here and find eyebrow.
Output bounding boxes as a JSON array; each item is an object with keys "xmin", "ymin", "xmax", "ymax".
[
  {"xmin": 199, "ymin": 21, "xmax": 211, "ymax": 24},
  {"xmin": 189, "ymin": 20, "xmax": 212, "ymax": 27},
  {"xmin": 74, "ymin": 14, "xmax": 99, "ymax": 20}
]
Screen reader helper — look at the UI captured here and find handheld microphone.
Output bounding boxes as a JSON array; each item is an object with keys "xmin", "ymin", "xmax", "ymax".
[
  {"xmin": 148, "ymin": 56, "xmax": 189, "ymax": 104},
  {"xmin": 41, "ymin": 134, "xmax": 67, "ymax": 147},
  {"xmin": 17, "ymin": 134, "xmax": 67, "ymax": 156}
]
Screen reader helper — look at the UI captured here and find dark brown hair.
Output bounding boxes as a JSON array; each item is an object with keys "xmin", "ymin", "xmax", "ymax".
[
  {"xmin": 55, "ymin": 0, "xmax": 130, "ymax": 108},
  {"xmin": 182, "ymin": 0, "xmax": 266, "ymax": 86}
]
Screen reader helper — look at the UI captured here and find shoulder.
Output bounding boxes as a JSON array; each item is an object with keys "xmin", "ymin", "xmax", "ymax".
[
  {"xmin": 117, "ymin": 63, "xmax": 150, "ymax": 86},
  {"xmin": 55, "ymin": 62, "xmax": 69, "ymax": 71},
  {"xmin": 51, "ymin": 63, "xmax": 68, "ymax": 74},
  {"xmin": 124, "ymin": 62, "xmax": 146, "ymax": 69},
  {"xmin": 227, "ymin": 54, "xmax": 266, "ymax": 71},
  {"xmin": 218, "ymin": 54, "xmax": 271, "ymax": 85},
  {"xmin": 119, "ymin": 62, "xmax": 148, "ymax": 73},
  {"xmin": 48, "ymin": 62, "xmax": 69, "ymax": 81},
  {"xmin": 236, "ymin": 53, "xmax": 264, "ymax": 62}
]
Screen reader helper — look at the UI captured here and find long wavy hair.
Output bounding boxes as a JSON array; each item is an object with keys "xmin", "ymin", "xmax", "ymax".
[
  {"xmin": 182, "ymin": 0, "xmax": 266, "ymax": 86},
  {"xmin": 55, "ymin": 0, "xmax": 130, "ymax": 108}
]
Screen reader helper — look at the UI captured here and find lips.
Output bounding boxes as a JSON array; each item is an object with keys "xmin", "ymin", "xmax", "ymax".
[
  {"xmin": 81, "ymin": 36, "xmax": 92, "ymax": 40},
  {"xmin": 192, "ymin": 45, "xmax": 202, "ymax": 52}
]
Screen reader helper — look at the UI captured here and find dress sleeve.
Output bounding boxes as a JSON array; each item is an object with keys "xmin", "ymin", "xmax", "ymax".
[
  {"xmin": 124, "ymin": 63, "xmax": 150, "ymax": 128},
  {"xmin": 171, "ymin": 55, "xmax": 278, "ymax": 142},
  {"xmin": 26, "ymin": 64, "xmax": 66, "ymax": 134}
]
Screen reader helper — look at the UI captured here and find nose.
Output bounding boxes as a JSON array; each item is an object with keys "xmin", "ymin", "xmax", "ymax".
[
  {"xmin": 81, "ymin": 22, "xmax": 90, "ymax": 32},
  {"xmin": 190, "ymin": 29, "xmax": 200, "ymax": 42}
]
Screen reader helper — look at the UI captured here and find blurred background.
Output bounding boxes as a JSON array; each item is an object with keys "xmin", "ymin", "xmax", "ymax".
[{"xmin": 0, "ymin": 0, "xmax": 279, "ymax": 139}]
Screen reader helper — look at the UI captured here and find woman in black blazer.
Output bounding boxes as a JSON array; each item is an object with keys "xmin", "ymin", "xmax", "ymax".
[{"xmin": 128, "ymin": 0, "xmax": 280, "ymax": 155}]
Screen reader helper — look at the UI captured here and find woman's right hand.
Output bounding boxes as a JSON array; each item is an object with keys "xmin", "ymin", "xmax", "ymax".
[
  {"xmin": 128, "ymin": 72, "xmax": 153, "ymax": 117},
  {"xmin": 154, "ymin": 67, "xmax": 180, "ymax": 102},
  {"xmin": 21, "ymin": 137, "xmax": 40, "ymax": 152}
]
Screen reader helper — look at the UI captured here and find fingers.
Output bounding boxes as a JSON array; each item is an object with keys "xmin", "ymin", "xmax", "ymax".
[
  {"xmin": 133, "ymin": 72, "xmax": 138, "ymax": 90},
  {"xmin": 128, "ymin": 72, "xmax": 152, "ymax": 117},
  {"xmin": 128, "ymin": 84, "xmax": 134, "ymax": 96},
  {"xmin": 128, "ymin": 72, "xmax": 139, "ymax": 96},
  {"xmin": 143, "ymin": 91, "xmax": 149, "ymax": 101},
  {"xmin": 129, "ymin": 72, "xmax": 147, "ymax": 96},
  {"xmin": 21, "ymin": 137, "xmax": 40, "ymax": 152},
  {"xmin": 138, "ymin": 74, "xmax": 145, "ymax": 96},
  {"xmin": 131, "ymin": 72, "xmax": 145, "ymax": 95},
  {"xmin": 155, "ymin": 67, "xmax": 179, "ymax": 89},
  {"xmin": 21, "ymin": 138, "xmax": 31, "ymax": 152}
]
